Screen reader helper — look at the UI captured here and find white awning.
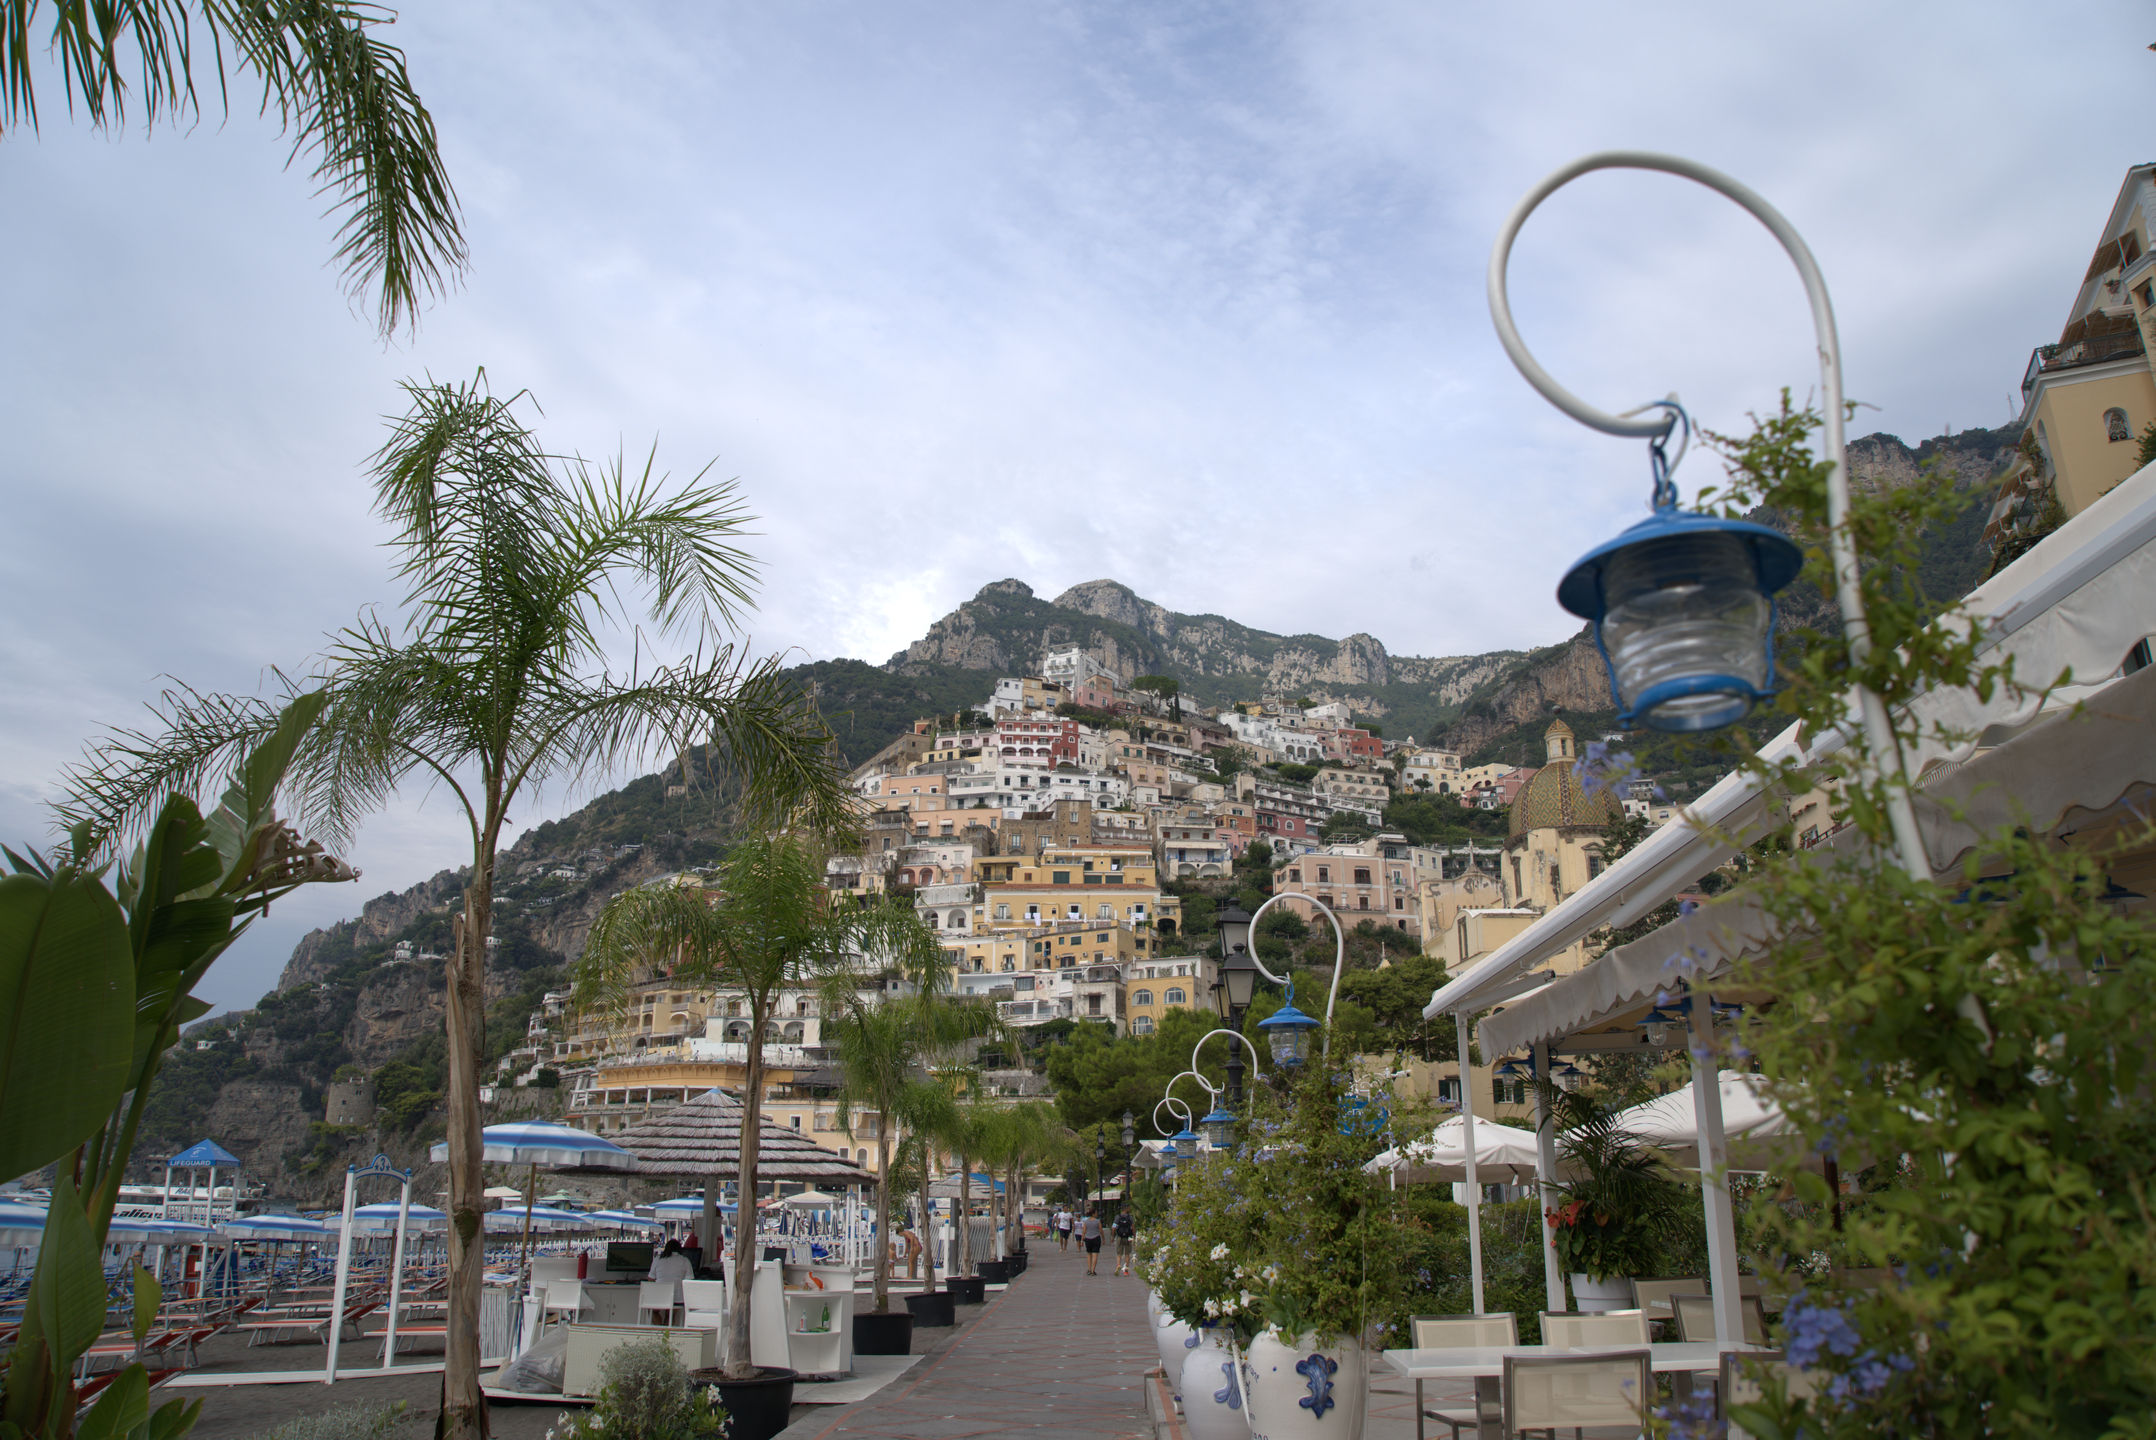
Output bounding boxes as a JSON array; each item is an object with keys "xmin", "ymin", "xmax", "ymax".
[
  {"xmin": 1427, "ymin": 460, "xmax": 2156, "ymax": 1022},
  {"xmin": 1474, "ymin": 661, "xmax": 2156, "ymax": 1058}
]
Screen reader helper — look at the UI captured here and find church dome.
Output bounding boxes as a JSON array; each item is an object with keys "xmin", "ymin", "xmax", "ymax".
[{"xmin": 1509, "ymin": 720, "xmax": 1623, "ymax": 840}]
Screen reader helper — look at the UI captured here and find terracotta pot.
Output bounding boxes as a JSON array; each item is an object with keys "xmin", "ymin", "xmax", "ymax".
[
  {"xmin": 1176, "ymin": 1328, "xmax": 1247, "ymax": 1440},
  {"xmin": 1243, "ymin": 1331, "xmax": 1366, "ymax": 1440}
]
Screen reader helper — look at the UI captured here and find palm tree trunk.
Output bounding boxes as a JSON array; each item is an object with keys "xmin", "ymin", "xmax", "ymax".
[
  {"xmin": 956, "ymin": 1150, "xmax": 972, "ymax": 1278},
  {"xmin": 871, "ymin": 1128, "xmax": 891, "ymax": 1314},
  {"xmin": 441, "ymin": 833, "xmax": 496, "ymax": 1440},
  {"xmin": 724, "ymin": 996, "xmax": 768, "ymax": 1377},
  {"xmin": 921, "ymin": 1140, "xmax": 940, "ymax": 1295}
]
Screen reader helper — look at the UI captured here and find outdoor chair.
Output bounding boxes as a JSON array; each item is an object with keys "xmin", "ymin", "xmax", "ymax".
[
  {"xmin": 682, "ymin": 1279, "xmax": 728, "ymax": 1333},
  {"xmin": 1502, "ymin": 1350, "xmax": 1651, "ymax": 1439},
  {"xmin": 1410, "ymin": 1314, "xmax": 1518, "ymax": 1440},
  {"xmin": 1628, "ymin": 1278, "xmax": 1707, "ymax": 1335},
  {"xmin": 532, "ymin": 1257, "xmax": 581, "ymax": 1286},
  {"xmin": 1672, "ymin": 1293, "xmax": 1767, "ymax": 1345},
  {"xmin": 638, "ymin": 1279, "xmax": 682, "ymax": 1326},
  {"xmin": 541, "ymin": 1280, "xmax": 589, "ymax": 1327},
  {"xmin": 1539, "ymin": 1311, "xmax": 1651, "ymax": 1348},
  {"xmin": 1719, "ymin": 1349, "xmax": 1818, "ymax": 1440}
]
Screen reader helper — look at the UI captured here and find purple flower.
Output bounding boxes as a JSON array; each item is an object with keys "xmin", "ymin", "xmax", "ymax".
[
  {"xmin": 1651, "ymin": 1386, "xmax": 1723, "ymax": 1439},
  {"xmin": 1782, "ymin": 1291, "xmax": 1863, "ymax": 1369}
]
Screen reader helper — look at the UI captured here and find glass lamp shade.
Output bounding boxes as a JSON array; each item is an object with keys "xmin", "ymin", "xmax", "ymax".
[
  {"xmin": 1169, "ymin": 1126, "xmax": 1201, "ymax": 1160},
  {"xmin": 1121, "ymin": 1111, "xmax": 1136, "ymax": 1149},
  {"xmin": 1200, "ymin": 1106, "xmax": 1236, "ymax": 1149},
  {"xmin": 1220, "ymin": 951, "xmax": 1260, "ymax": 1013},
  {"xmin": 1257, "ymin": 1001, "xmax": 1319, "ymax": 1067},
  {"xmin": 1637, "ymin": 1007, "xmax": 1682, "ymax": 1045},
  {"xmin": 1549, "ymin": 1060, "xmax": 1584, "ymax": 1092},
  {"xmin": 1558, "ymin": 509, "xmax": 1803, "ymax": 732},
  {"xmin": 1492, "ymin": 1057, "xmax": 1528, "ymax": 1080},
  {"xmin": 1215, "ymin": 903, "xmax": 1254, "ymax": 965}
]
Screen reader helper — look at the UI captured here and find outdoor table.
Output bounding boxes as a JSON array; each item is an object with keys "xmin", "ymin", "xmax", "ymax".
[{"xmin": 1384, "ymin": 1342, "xmax": 1764, "ymax": 1440}]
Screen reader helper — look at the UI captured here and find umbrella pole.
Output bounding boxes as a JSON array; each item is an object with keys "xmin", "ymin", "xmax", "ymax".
[
  {"xmin": 520, "ymin": 1163, "xmax": 537, "ymax": 1300},
  {"xmin": 1457, "ymin": 1019, "xmax": 1486, "ymax": 1315}
]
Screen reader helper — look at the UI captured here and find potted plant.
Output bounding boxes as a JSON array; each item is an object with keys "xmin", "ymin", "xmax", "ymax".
[
  {"xmin": 1140, "ymin": 1057, "xmax": 1412, "ymax": 1440},
  {"xmin": 1544, "ymin": 1092, "xmax": 1690, "ymax": 1310},
  {"xmin": 560, "ymin": 1335, "xmax": 733, "ymax": 1440}
]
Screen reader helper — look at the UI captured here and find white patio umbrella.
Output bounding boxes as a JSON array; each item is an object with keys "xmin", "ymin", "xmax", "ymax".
[
  {"xmin": 1365, "ymin": 1114, "xmax": 1551, "ymax": 1185},
  {"xmin": 429, "ymin": 1121, "xmax": 639, "ymax": 1278},
  {"xmin": 781, "ymin": 1189, "xmax": 838, "ymax": 1209},
  {"xmin": 1614, "ymin": 1071, "xmax": 1797, "ymax": 1171}
]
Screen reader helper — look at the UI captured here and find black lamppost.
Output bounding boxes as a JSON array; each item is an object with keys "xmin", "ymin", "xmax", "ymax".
[
  {"xmin": 1093, "ymin": 1133, "xmax": 1106, "ymax": 1214},
  {"xmin": 1213, "ymin": 902, "xmax": 1258, "ymax": 1109},
  {"xmin": 1119, "ymin": 1109, "xmax": 1135, "ymax": 1212}
]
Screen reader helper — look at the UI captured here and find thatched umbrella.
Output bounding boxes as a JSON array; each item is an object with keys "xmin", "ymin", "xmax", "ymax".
[{"xmin": 611, "ymin": 1088, "xmax": 875, "ymax": 1269}]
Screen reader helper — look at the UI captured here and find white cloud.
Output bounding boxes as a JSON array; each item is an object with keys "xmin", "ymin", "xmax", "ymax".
[{"xmin": 1, "ymin": 0, "xmax": 2143, "ymax": 1008}]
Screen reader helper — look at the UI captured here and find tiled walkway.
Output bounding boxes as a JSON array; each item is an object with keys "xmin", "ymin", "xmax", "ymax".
[{"xmin": 795, "ymin": 1242, "xmax": 1158, "ymax": 1439}]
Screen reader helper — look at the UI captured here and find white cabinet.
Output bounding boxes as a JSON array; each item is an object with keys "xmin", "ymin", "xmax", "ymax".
[{"xmin": 562, "ymin": 1325, "xmax": 715, "ymax": 1397}]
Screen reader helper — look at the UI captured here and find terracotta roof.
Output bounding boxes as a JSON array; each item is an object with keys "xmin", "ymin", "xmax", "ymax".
[{"xmin": 610, "ymin": 1088, "xmax": 878, "ymax": 1186}]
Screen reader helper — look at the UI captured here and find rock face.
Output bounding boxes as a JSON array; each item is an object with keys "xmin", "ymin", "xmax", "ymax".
[
  {"xmin": 280, "ymin": 868, "xmax": 464, "ymax": 991},
  {"xmin": 204, "ymin": 1079, "xmax": 316, "ymax": 1173},
  {"xmin": 1433, "ymin": 630, "xmax": 1611, "ymax": 756},
  {"xmin": 1846, "ymin": 426, "xmax": 2018, "ymax": 495}
]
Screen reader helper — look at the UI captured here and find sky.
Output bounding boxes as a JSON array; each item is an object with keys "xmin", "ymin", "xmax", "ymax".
[{"xmin": 2, "ymin": 0, "xmax": 2148, "ymax": 1011}]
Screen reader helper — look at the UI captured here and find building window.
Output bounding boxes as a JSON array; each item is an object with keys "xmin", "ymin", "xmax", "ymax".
[
  {"xmin": 1132, "ymin": 1016, "xmax": 1155, "ymax": 1035},
  {"xmin": 1317, "ymin": 866, "xmax": 1330, "ymax": 883},
  {"xmin": 1132, "ymin": 989, "xmax": 1154, "ymax": 1006},
  {"xmin": 1165, "ymin": 987, "xmax": 1186, "ymax": 1005},
  {"xmin": 1354, "ymin": 868, "xmax": 1371, "ymax": 885},
  {"xmin": 2107, "ymin": 407, "xmax": 2133, "ymax": 443}
]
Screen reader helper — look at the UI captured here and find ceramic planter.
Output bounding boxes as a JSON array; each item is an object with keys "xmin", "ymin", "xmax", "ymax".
[
  {"xmin": 1153, "ymin": 1312, "xmax": 1196, "ymax": 1382},
  {"xmin": 948, "ymin": 1275, "xmax": 987, "ymax": 1304},
  {"xmin": 1176, "ymin": 1328, "xmax": 1247, "ymax": 1440},
  {"xmin": 688, "ymin": 1366, "xmax": 795, "ymax": 1440},
  {"xmin": 852, "ymin": 1310, "xmax": 913, "ymax": 1355},
  {"xmin": 904, "ymin": 1290, "xmax": 955, "ymax": 1327},
  {"xmin": 1569, "ymin": 1273, "xmax": 1634, "ymax": 1312},
  {"xmin": 1243, "ymin": 1331, "xmax": 1366, "ymax": 1440}
]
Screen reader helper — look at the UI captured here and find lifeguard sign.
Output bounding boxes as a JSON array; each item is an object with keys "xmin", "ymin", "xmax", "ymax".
[{"xmin": 325, "ymin": 1154, "xmax": 414, "ymax": 1380}]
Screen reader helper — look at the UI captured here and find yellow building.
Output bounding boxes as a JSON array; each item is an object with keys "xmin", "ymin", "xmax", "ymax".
[
  {"xmin": 1992, "ymin": 163, "xmax": 2156, "ymax": 555},
  {"xmin": 1499, "ymin": 720, "xmax": 1622, "ymax": 976},
  {"xmin": 1123, "ymin": 955, "xmax": 1218, "ymax": 1036}
]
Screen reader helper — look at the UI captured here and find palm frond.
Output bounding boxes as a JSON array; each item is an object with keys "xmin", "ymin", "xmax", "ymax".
[
  {"xmin": 2, "ymin": 1, "xmax": 466, "ymax": 334},
  {"xmin": 56, "ymin": 680, "xmax": 293, "ymax": 862},
  {"xmin": 556, "ymin": 446, "xmax": 760, "ymax": 636}
]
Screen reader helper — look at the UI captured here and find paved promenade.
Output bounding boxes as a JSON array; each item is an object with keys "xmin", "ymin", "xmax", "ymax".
[{"xmin": 789, "ymin": 1241, "xmax": 1158, "ymax": 1440}]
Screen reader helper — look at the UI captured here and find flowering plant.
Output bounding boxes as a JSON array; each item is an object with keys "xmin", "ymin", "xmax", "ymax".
[{"xmin": 542, "ymin": 1335, "xmax": 728, "ymax": 1440}]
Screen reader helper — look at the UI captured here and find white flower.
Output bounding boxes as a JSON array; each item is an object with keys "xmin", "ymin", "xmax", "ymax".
[{"xmin": 1209, "ymin": 1243, "xmax": 1231, "ymax": 1261}]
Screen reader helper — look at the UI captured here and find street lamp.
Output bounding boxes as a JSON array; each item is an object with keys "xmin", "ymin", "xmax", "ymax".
[
  {"xmin": 1214, "ymin": 903, "xmax": 1260, "ymax": 1108},
  {"xmin": 1257, "ymin": 999, "xmax": 1319, "ymax": 1068},
  {"xmin": 1199, "ymin": 1103, "xmax": 1236, "ymax": 1150},
  {"xmin": 1094, "ymin": 1134, "xmax": 1106, "ymax": 1213},
  {"xmin": 1215, "ymin": 901, "xmax": 1254, "ymax": 974},
  {"xmin": 1120, "ymin": 1110, "xmax": 1135, "ymax": 1214},
  {"xmin": 1487, "ymin": 150, "xmax": 1925, "ymax": 870}
]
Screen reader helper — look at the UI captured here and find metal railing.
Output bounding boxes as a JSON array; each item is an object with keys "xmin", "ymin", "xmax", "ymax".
[{"xmin": 2023, "ymin": 329, "xmax": 2148, "ymax": 399}]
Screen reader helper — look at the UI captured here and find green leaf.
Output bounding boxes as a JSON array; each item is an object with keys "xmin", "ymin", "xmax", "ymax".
[
  {"xmin": 33, "ymin": 1178, "xmax": 114, "ymax": 1368},
  {"xmin": 0, "ymin": 868, "xmax": 134, "ymax": 1178},
  {"xmin": 73, "ymin": 1364, "xmax": 148, "ymax": 1440},
  {"xmin": 147, "ymin": 1396, "xmax": 204, "ymax": 1440},
  {"xmin": 132, "ymin": 1264, "xmax": 161, "ymax": 1344}
]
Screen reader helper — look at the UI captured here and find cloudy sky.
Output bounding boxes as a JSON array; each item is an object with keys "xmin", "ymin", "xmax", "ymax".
[{"xmin": 2, "ymin": 1, "xmax": 2146, "ymax": 1010}]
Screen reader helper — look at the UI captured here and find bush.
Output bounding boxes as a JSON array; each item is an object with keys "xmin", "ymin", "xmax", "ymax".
[
  {"xmin": 552, "ymin": 1335, "xmax": 727, "ymax": 1439},
  {"xmin": 262, "ymin": 1401, "xmax": 413, "ymax": 1440}
]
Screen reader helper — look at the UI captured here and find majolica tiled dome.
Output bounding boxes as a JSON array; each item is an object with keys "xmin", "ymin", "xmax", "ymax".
[{"xmin": 1508, "ymin": 719, "xmax": 1623, "ymax": 840}]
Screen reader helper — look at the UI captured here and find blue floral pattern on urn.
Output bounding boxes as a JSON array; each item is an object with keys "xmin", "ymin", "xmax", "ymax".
[
  {"xmin": 1214, "ymin": 1359, "xmax": 1243, "ymax": 1411},
  {"xmin": 1295, "ymin": 1352, "xmax": 1338, "ymax": 1418}
]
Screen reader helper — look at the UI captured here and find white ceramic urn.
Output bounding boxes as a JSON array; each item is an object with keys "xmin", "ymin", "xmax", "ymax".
[
  {"xmin": 1177, "ymin": 1328, "xmax": 1248, "ymax": 1440},
  {"xmin": 1242, "ymin": 1330, "xmax": 1366, "ymax": 1440}
]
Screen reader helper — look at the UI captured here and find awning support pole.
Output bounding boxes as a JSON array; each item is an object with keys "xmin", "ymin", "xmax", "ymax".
[
  {"xmin": 1688, "ymin": 1001, "xmax": 1744, "ymax": 1344},
  {"xmin": 1455, "ymin": 1015, "xmax": 1485, "ymax": 1315},
  {"xmin": 1531, "ymin": 1041, "xmax": 1565, "ymax": 1314}
]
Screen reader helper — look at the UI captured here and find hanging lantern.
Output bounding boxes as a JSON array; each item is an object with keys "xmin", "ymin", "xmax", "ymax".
[
  {"xmin": 1549, "ymin": 1059, "xmax": 1584, "ymax": 1092},
  {"xmin": 1492, "ymin": 1057, "xmax": 1529, "ymax": 1080},
  {"xmin": 1199, "ymin": 1105, "xmax": 1236, "ymax": 1150},
  {"xmin": 1637, "ymin": 1006, "xmax": 1682, "ymax": 1045},
  {"xmin": 1558, "ymin": 503, "xmax": 1803, "ymax": 733},
  {"xmin": 1169, "ymin": 1125, "xmax": 1202, "ymax": 1160},
  {"xmin": 1257, "ymin": 1000, "xmax": 1319, "ymax": 1068}
]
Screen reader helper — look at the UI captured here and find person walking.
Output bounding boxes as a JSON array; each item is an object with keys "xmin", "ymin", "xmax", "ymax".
[
  {"xmin": 1080, "ymin": 1209, "xmax": 1103, "ymax": 1275},
  {"xmin": 1057, "ymin": 1208, "xmax": 1073, "ymax": 1251},
  {"xmin": 1111, "ymin": 1206, "xmax": 1135, "ymax": 1276}
]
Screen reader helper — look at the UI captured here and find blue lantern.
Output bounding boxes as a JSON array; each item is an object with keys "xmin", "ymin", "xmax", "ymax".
[
  {"xmin": 1199, "ymin": 1105, "xmax": 1236, "ymax": 1150},
  {"xmin": 1491, "ymin": 1057, "xmax": 1528, "ymax": 1080},
  {"xmin": 1557, "ymin": 421, "xmax": 1803, "ymax": 733},
  {"xmin": 1169, "ymin": 1125, "xmax": 1201, "ymax": 1160},
  {"xmin": 1637, "ymin": 1006, "xmax": 1683, "ymax": 1045},
  {"xmin": 1257, "ymin": 999, "xmax": 1319, "ymax": 1068}
]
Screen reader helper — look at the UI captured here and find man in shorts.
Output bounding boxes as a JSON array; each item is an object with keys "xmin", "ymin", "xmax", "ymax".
[
  {"xmin": 1080, "ymin": 1209, "xmax": 1104, "ymax": 1275},
  {"xmin": 1057, "ymin": 1208, "xmax": 1073, "ymax": 1250},
  {"xmin": 1111, "ymin": 1206, "xmax": 1135, "ymax": 1276}
]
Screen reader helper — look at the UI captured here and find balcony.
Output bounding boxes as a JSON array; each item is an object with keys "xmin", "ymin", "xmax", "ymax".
[{"xmin": 2023, "ymin": 328, "xmax": 2148, "ymax": 401}]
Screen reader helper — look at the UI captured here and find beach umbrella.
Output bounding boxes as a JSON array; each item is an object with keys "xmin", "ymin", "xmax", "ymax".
[
  {"xmin": 782, "ymin": 1190, "xmax": 838, "ymax": 1209},
  {"xmin": 1612, "ymin": 1071, "xmax": 1799, "ymax": 1171},
  {"xmin": 352, "ymin": 1202, "xmax": 447, "ymax": 1233},
  {"xmin": 482, "ymin": 1205, "xmax": 588, "ymax": 1234},
  {"xmin": 583, "ymin": 1210, "xmax": 664, "ymax": 1230},
  {"xmin": 429, "ymin": 1121, "xmax": 638, "ymax": 1273},
  {"xmin": 483, "ymin": 1186, "xmax": 525, "ymax": 1201},
  {"xmin": 1364, "ymin": 1114, "xmax": 1551, "ymax": 1185},
  {"xmin": 222, "ymin": 1214, "xmax": 330, "ymax": 1239}
]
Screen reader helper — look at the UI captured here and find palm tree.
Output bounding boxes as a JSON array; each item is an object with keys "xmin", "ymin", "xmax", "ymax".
[
  {"xmin": 1, "ymin": 0, "xmax": 466, "ymax": 334},
  {"xmin": 576, "ymin": 837, "xmax": 919, "ymax": 1376},
  {"xmin": 975, "ymin": 1099, "xmax": 1058, "ymax": 1259},
  {"xmin": 64, "ymin": 374, "xmax": 854, "ymax": 1436}
]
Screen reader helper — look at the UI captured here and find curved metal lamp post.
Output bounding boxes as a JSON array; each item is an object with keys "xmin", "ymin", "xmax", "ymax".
[
  {"xmin": 1486, "ymin": 149, "xmax": 1925, "ymax": 878},
  {"xmin": 1237, "ymin": 892, "xmax": 1349, "ymax": 1063}
]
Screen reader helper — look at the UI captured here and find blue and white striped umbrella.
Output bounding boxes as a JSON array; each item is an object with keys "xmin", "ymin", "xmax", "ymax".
[
  {"xmin": 429, "ymin": 1122, "xmax": 638, "ymax": 1172},
  {"xmin": 222, "ymin": 1214, "xmax": 330, "ymax": 1240},
  {"xmin": 351, "ymin": 1202, "xmax": 447, "ymax": 1233},
  {"xmin": 650, "ymin": 1195, "xmax": 736, "ymax": 1214},
  {"xmin": 0, "ymin": 1203, "xmax": 220, "ymax": 1247},
  {"xmin": 483, "ymin": 1205, "xmax": 592, "ymax": 1233},
  {"xmin": 583, "ymin": 1209, "xmax": 664, "ymax": 1230}
]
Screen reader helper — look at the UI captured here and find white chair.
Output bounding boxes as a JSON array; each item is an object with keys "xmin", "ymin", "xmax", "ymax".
[
  {"xmin": 682, "ymin": 1279, "xmax": 728, "ymax": 1332},
  {"xmin": 1502, "ymin": 1350, "xmax": 1651, "ymax": 1439},
  {"xmin": 1539, "ymin": 1310, "xmax": 1651, "ymax": 1348},
  {"xmin": 1672, "ymin": 1293, "xmax": 1767, "ymax": 1345},
  {"xmin": 638, "ymin": 1279, "xmax": 682, "ymax": 1326},
  {"xmin": 1410, "ymin": 1314, "xmax": 1518, "ymax": 1440},
  {"xmin": 541, "ymin": 1280, "xmax": 589, "ymax": 1326},
  {"xmin": 532, "ymin": 1256, "xmax": 581, "ymax": 1286},
  {"xmin": 1720, "ymin": 1349, "xmax": 1819, "ymax": 1440},
  {"xmin": 1628, "ymin": 1277, "xmax": 1707, "ymax": 1332}
]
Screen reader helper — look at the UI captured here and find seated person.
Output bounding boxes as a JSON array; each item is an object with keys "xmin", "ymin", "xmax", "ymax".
[{"xmin": 648, "ymin": 1238, "xmax": 697, "ymax": 1287}]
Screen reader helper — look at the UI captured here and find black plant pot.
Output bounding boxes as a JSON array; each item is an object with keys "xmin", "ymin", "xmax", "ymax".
[
  {"xmin": 947, "ymin": 1275, "xmax": 986, "ymax": 1304},
  {"xmin": 853, "ymin": 1310, "xmax": 914, "ymax": 1355},
  {"xmin": 689, "ymin": 1367, "xmax": 796, "ymax": 1440},
  {"xmin": 904, "ymin": 1290, "xmax": 955, "ymax": 1327},
  {"xmin": 976, "ymin": 1260, "xmax": 1010, "ymax": 1284}
]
